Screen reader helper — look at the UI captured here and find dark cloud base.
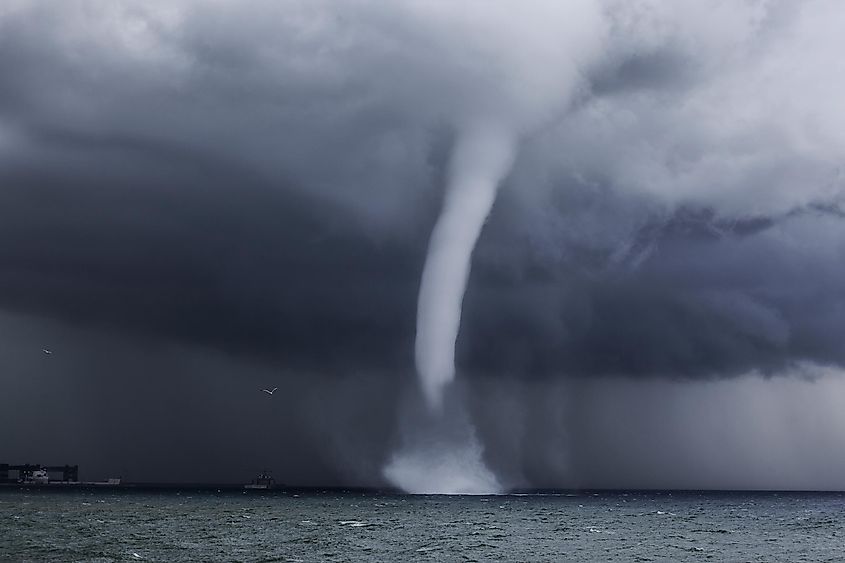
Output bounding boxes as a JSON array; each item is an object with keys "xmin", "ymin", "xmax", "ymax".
[{"xmin": 2, "ymin": 146, "xmax": 845, "ymax": 382}]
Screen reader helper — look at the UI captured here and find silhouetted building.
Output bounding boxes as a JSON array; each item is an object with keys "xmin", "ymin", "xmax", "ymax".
[{"xmin": 1, "ymin": 463, "xmax": 79, "ymax": 483}]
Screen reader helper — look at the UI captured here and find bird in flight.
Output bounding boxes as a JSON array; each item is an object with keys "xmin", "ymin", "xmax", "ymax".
[
  {"xmin": 42, "ymin": 349, "xmax": 52, "ymax": 355},
  {"xmin": 262, "ymin": 387, "xmax": 278, "ymax": 395}
]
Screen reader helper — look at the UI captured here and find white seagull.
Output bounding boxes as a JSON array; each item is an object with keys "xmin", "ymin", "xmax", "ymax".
[
  {"xmin": 262, "ymin": 387, "xmax": 278, "ymax": 395},
  {"xmin": 42, "ymin": 348, "xmax": 52, "ymax": 355}
]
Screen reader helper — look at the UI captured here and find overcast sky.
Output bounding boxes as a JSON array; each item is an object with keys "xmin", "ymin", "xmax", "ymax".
[{"xmin": 2, "ymin": 0, "xmax": 845, "ymax": 488}]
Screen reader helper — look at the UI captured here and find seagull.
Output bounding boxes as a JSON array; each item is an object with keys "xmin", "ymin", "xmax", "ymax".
[
  {"xmin": 262, "ymin": 387, "xmax": 278, "ymax": 395},
  {"xmin": 42, "ymin": 348, "xmax": 52, "ymax": 355}
]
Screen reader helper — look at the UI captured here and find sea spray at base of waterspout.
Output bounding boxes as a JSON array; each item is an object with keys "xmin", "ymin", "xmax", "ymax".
[
  {"xmin": 383, "ymin": 433, "xmax": 500, "ymax": 495},
  {"xmin": 383, "ymin": 385, "xmax": 502, "ymax": 495}
]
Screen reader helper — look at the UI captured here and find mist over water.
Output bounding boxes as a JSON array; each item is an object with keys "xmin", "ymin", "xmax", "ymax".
[{"xmin": 383, "ymin": 385, "xmax": 501, "ymax": 495}]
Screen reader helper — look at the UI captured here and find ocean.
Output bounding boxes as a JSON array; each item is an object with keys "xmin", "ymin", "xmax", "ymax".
[{"xmin": 1, "ymin": 489, "xmax": 843, "ymax": 562}]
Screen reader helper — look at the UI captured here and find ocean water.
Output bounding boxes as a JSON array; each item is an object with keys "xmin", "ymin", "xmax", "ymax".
[{"xmin": 1, "ymin": 489, "xmax": 843, "ymax": 562}]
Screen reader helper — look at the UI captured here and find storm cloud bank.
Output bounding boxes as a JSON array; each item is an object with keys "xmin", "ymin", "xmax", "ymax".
[{"xmin": 2, "ymin": 0, "xmax": 845, "ymax": 487}]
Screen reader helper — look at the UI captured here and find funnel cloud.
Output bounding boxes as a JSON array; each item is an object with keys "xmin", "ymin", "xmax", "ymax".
[{"xmin": 415, "ymin": 126, "xmax": 515, "ymax": 410}]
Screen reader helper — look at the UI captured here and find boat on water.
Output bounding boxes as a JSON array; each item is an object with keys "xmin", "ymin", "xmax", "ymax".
[{"xmin": 244, "ymin": 471, "xmax": 276, "ymax": 490}]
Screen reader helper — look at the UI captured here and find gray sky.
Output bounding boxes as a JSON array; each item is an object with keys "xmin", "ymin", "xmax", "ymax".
[{"xmin": 1, "ymin": 0, "xmax": 845, "ymax": 488}]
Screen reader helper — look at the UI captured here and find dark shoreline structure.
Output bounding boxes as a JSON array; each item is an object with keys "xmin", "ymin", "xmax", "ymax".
[{"xmin": 1, "ymin": 463, "xmax": 79, "ymax": 484}]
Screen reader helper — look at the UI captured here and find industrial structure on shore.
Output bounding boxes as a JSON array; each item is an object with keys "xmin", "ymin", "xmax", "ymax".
[
  {"xmin": 0, "ymin": 463, "xmax": 290, "ymax": 490},
  {"xmin": 1, "ymin": 463, "xmax": 79, "ymax": 484}
]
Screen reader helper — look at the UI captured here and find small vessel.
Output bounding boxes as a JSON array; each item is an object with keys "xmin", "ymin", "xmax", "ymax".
[{"xmin": 244, "ymin": 470, "xmax": 276, "ymax": 490}]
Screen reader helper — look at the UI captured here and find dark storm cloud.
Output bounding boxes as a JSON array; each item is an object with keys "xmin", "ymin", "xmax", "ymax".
[
  {"xmin": 0, "ymin": 149, "xmax": 424, "ymax": 371},
  {"xmin": 459, "ymin": 204, "xmax": 845, "ymax": 380},
  {"xmin": 0, "ymin": 0, "xmax": 843, "ymax": 382},
  {"xmin": 2, "ymin": 1, "xmax": 845, "ymax": 487}
]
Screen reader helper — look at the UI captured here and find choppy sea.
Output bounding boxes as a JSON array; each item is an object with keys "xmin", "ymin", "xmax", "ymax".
[{"xmin": 1, "ymin": 489, "xmax": 843, "ymax": 562}]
